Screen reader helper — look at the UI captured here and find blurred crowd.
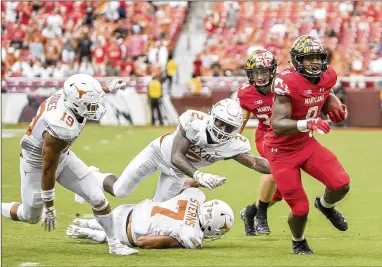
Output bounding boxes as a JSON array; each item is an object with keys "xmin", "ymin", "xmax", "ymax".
[
  {"xmin": 1, "ymin": 1, "xmax": 187, "ymax": 80},
  {"xmin": 196, "ymin": 1, "xmax": 382, "ymax": 77}
]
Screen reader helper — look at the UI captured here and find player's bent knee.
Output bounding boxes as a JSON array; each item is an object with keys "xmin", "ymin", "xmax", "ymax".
[
  {"xmin": 113, "ymin": 185, "xmax": 128, "ymax": 199},
  {"xmin": 337, "ymin": 183, "xmax": 350, "ymax": 195},
  {"xmin": 22, "ymin": 208, "xmax": 42, "ymax": 224},
  {"xmin": 292, "ymin": 203, "xmax": 309, "ymax": 217},
  {"xmin": 329, "ymin": 172, "xmax": 350, "ymax": 190}
]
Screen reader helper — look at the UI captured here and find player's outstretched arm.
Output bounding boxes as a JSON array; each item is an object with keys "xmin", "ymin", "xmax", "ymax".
[
  {"xmin": 239, "ymin": 108, "xmax": 252, "ymax": 134},
  {"xmin": 171, "ymin": 125, "xmax": 226, "ymax": 189},
  {"xmin": 233, "ymin": 153, "xmax": 271, "ymax": 174},
  {"xmin": 41, "ymin": 132, "xmax": 68, "ymax": 231},
  {"xmin": 171, "ymin": 125, "xmax": 198, "ymax": 177},
  {"xmin": 103, "ymin": 79, "xmax": 127, "ymax": 93},
  {"xmin": 135, "ymin": 235, "xmax": 183, "ymax": 249}
]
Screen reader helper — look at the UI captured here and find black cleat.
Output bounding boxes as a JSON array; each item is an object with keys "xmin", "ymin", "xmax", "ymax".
[
  {"xmin": 254, "ymin": 216, "xmax": 271, "ymax": 235},
  {"xmin": 240, "ymin": 207, "xmax": 257, "ymax": 236},
  {"xmin": 292, "ymin": 239, "xmax": 313, "ymax": 255},
  {"xmin": 314, "ymin": 197, "xmax": 348, "ymax": 231}
]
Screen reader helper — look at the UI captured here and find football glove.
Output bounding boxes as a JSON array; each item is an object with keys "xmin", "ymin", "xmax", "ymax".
[
  {"xmin": 193, "ymin": 170, "xmax": 226, "ymax": 190},
  {"xmin": 41, "ymin": 205, "xmax": 56, "ymax": 231},
  {"xmin": 328, "ymin": 104, "xmax": 347, "ymax": 123},
  {"xmin": 106, "ymin": 79, "xmax": 127, "ymax": 93}
]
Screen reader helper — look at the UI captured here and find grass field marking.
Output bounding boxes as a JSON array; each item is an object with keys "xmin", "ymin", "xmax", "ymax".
[{"xmin": 18, "ymin": 262, "xmax": 40, "ymax": 267}]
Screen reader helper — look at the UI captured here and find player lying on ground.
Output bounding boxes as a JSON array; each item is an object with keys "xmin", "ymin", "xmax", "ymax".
[
  {"xmin": 1, "ymin": 74, "xmax": 137, "ymax": 256},
  {"xmin": 237, "ymin": 48, "xmax": 283, "ymax": 236},
  {"xmin": 96, "ymin": 98, "xmax": 271, "ymax": 203},
  {"xmin": 264, "ymin": 35, "xmax": 350, "ymax": 254},
  {"xmin": 67, "ymin": 188, "xmax": 234, "ymax": 249}
]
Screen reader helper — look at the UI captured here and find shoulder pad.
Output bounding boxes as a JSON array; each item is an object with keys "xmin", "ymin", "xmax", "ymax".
[
  {"xmin": 178, "ymin": 110, "xmax": 208, "ymax": 143},
  {"xmin": 45, "ymin": 110, "xmax": 81, "ymax": 141},
  {"xmin": 230, "ymin": 134, "xmax": 251, "ymax": 155}
]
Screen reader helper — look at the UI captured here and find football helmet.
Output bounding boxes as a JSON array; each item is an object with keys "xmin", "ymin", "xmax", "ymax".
[
  {"xmin": 290, "ymin": 35, "xmax": 328, "ymax": 78},
  {"xmin": 199, "ymin": 199, "xmax": 234, "ymax": 240},
  {"xmin": 63, "ymin": 74, "xmax": 106, "ymax": 120},
  {"xmin": 244, "ymin": 49, "xmax": 277, "ymax": 92},
  {"xmin": 207, "ymin": 98, "xmax": 243, "ymax": 143}
]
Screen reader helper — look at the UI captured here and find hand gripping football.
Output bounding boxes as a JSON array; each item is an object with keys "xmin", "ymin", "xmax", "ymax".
[{"xmin": 322, "ymin": 94, "xmax": 346, "ymax": 123}]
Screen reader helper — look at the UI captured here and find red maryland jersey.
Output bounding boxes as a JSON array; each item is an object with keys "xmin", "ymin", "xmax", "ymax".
[
  {"xmin": 237, "ymin": 83, "xmax": 275, "ymax": 132},
  {"xmin": 265, "ymin": 67, "xmax": 337, "ymax": 150}
]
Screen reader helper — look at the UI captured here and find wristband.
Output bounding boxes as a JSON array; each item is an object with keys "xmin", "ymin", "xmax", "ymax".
[
  {"xmin": 297, "ymin": 120, "xmax": 309, "ymax": 132},
  {"xmin": 41, "ymin": 188, "xmax": 55, "ymax": 202}
]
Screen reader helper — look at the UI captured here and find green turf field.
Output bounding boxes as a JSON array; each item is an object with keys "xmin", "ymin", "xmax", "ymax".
[{"xmin": 2, "ymin": 124, "xmax": 382, "ymax": 266}]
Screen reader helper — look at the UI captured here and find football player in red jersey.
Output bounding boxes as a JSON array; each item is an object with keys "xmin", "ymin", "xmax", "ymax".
[
  {"xmin": 237, "ymin": 49, "xmax": 283, "ymax": 236},
  {"xmin": 264, "ymin": 35, "xmax": 349, "ymax": 254}
]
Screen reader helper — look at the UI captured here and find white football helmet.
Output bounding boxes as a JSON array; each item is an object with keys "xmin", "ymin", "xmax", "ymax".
[
  {"xmin": 63, "ymin": 74, "xmax": 106, "ymax": 120},
  {"xmin": 199, "ymin": 199, "xmax": 234, "ymax": 240},
  {"xmin": 207, "ymin": 98, "xmax": 243, "ymax": 143}
]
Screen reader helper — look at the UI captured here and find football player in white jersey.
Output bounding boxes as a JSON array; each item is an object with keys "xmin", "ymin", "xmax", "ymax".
[
  {"xmin": 96, "ymin": 98, "xmax": 271, "ymax": 203},
  {"xmin": 67, "ymin": 188, "xmax": 234, "ymax": 249},
  {"xmin": 1, "ymin": 74, "xmax": 137, "ymax": 256}
]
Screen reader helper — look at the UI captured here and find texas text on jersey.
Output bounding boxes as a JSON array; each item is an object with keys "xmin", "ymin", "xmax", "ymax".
[
  {"xmin": 265, "ymin": 66, "xmax": 337, "ymax": 150},
  {"xmin": 20, "ymin": 89, "xmax": 85, "ymax": 168},
  {"xmin": 237, "ymin": 82, "xmax": 275, "ymax": 132},
  {"xmin": 159, "ymin": 109, "xmax": 251, "ymax": 169}
]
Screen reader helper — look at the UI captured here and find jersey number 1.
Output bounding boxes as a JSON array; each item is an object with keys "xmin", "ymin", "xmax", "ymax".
[{"xmin": 150, "ymin": 200, "xmax": 187, "ymax": 220}]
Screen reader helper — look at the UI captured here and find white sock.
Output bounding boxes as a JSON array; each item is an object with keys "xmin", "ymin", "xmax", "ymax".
[
  {"xmin": 320, "ymin": 196, "xmax": 335, "ymax": 208},
  {"xmin": 94, "ymin": 213, "xmax": 119, "ymax": 244},
  {"xmin": 292, "ymin": 235, "xmax": 305, "ymax": 242},
  {"xmin": 1, "ymin": 202, "xmax": 17, "ymax": 219}
]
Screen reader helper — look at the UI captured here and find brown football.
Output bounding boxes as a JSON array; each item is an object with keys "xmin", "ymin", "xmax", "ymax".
[{"xmin": 322, "ymin": 94, "xmax": 342, "ymax": 115}]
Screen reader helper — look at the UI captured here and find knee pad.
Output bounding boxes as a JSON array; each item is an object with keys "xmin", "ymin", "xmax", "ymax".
[
  {"xmin": 18, "ymin": 205, "xmax": 42, "ymax": 224},
  {"xmin": 90, "ymin": 197, "xmax": 109, "ymax": 211},
  {"xmin": 291, "ymin": 201, "xmax": 310, "ymax": 217},
  {"xmin": 282, "ymin": 189, "xmax": 309, "ymax": 217}
]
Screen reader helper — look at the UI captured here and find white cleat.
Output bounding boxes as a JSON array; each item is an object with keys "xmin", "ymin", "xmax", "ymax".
[
  {"xmin": 66, "ymin": 225, "xmax": 89, "ymax": 239},
  {"xmin": 108, "ymin": 242, "xmax": 138, "ymax": 256},
  {"xmin": 66, "ymin": 224, "xmax": 106, "ymax": 243},
  {"xmin": 72, "ymin": 218, "xmax": 89, "ymax": 228}
]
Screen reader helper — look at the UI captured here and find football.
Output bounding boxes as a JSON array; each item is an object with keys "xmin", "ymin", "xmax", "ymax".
[{"xmin": 322, "ymin": 94, "xmax": 343, "ymax": 115}]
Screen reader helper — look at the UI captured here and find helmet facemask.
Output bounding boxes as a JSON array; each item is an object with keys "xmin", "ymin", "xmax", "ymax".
[
  {"xmin": 207, "ymin": 116, "xmax": 240, "ymax": 143},
  {"xmin": 75, "ymin": 95, "xmax": 107, "ymax": 120},
  {"xmin": 290, "ymin": 35, "xmax": 328, "ymax": 78},
  {"xmin": 245, "ymin": 67, "xmax": 275, "ymax": 92}
]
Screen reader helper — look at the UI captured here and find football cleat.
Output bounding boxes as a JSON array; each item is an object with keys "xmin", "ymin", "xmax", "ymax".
[
  {"xmin": 108, "ymin": 239, "xmax": 138, "ymax": 256},
  {"xmin": 72, "ymin": 218, "xmax": 89, "ymax": 228},
  {"xmin": 292, "ymin": 239, "xmax": 313, "ymax": 255},
  {"xmin": 314, "ymin": 197, "xmax": 348, "ymax": 231},
  {"xmin": 240, "ymin": 207, "xmax": 257, "ymax": 236},
  {"xmin": 254, "ymin": 216, "xmax": 271, "ymax": 235}
]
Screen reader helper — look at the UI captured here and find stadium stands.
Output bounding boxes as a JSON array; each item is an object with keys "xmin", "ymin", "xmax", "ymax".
[
  {"xmin": 199, "ymin": 1, "xmax": 382, "ymax": 79},
  {"xmin": 1, "ymin": 1, "xmax": 187, "ymax": 79}
]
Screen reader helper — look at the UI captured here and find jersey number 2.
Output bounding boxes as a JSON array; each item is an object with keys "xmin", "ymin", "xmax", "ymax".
[
  {"xmin": 256, "ymin": 114, "xmax": 271, "ymax": 126},
  {"xmin": 150, "ymin": 200, "xmax": 187, "ymax": 220}
]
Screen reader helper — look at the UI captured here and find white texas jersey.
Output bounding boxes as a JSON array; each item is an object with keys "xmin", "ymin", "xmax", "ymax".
[
  {"xmin": 20, "ymin": 89, "xmax": 86, "ymax": 168},
  {"xmin": 159, "ymin": 110, "xmax": 251, "ymax": 169},
  {"xmin": 131, "ymin": 188, "xmax": 206, "ymax": 249}
]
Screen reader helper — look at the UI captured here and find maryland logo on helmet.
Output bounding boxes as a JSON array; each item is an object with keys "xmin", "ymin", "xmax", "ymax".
[
  {"xmin": 245, "ymin": 49, "xmax": 276, "ymax": 70},
  {"xmin": 290, "ymin": 35, "xmax": 327, "ymax": 56}
]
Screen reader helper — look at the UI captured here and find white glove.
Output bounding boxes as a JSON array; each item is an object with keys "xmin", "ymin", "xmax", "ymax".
[
  {"xmin": 41, "ymin": 205, "xmax": 56, "ymax": 231},
  {"xmin": 193, "ymin": 170, "xmax": 226, "ymax": 190},
  {"xmin": 107, "ymin": 79, "xmax": 127, "ymax": 93}
]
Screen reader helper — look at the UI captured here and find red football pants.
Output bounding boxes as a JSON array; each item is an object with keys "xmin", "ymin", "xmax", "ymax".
[
  {"xmin": 255, "ymin": 129, "xmax": 282, "ymax": 202},
  {"xmin": 264, "ymin": 139, "xmax": 350, "ymax": 216}
]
